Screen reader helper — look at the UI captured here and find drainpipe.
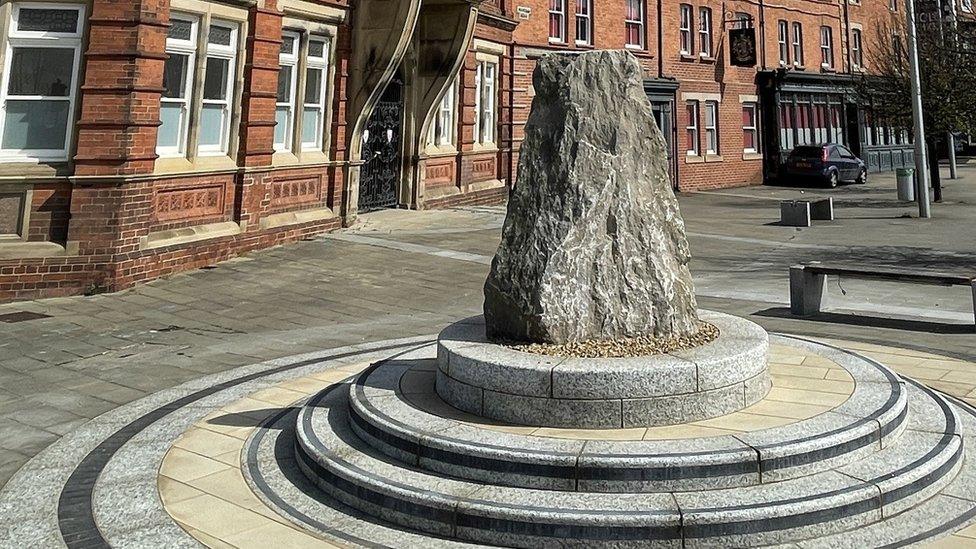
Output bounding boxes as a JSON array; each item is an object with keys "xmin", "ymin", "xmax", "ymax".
[
  {"xmin": 842, "ymin": 0, "xmax": 851, "ymax": 72},
  {"xmin": 657, "ymin": 0, "xmax": 664, "ymax": 78},
  {"xmin": 758, "ymin": 0, "xmax": 766, "ymax": 70}
]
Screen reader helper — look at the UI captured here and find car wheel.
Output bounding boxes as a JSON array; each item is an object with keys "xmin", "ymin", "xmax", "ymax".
[
  {"xmin": 827, "ymin": 171, "xmax": 839, "ymax": 188},
  {"xmin": 857, "ymin": 169, "xmax": 867, "ymax": 184}
]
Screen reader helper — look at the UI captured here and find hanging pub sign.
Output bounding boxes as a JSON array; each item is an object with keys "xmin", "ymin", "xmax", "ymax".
[{"xmin": 729, "ymin": 28, "xmax": 757, "ymax": 67}]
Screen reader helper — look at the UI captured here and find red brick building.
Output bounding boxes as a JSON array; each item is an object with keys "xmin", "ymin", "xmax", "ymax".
[{"xmin": 0, "ymin": 0, "xmax": 944, "ymax": 301}]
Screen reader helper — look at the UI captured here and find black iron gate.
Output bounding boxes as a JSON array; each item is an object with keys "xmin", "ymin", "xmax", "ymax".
[{"xmin": 358, "ymin": 78, "xmax": 403, "ymax": 212}]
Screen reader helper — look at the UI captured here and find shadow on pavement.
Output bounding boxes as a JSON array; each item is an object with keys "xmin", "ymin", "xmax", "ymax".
[{"xmin": 754, "ymin": 307, "xmax": 974, "ymax": 335}]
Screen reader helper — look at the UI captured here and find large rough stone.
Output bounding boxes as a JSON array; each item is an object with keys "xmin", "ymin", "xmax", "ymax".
[{"xmin": 484, "ymin": 50, "xmax": 699, "ymax": 343}]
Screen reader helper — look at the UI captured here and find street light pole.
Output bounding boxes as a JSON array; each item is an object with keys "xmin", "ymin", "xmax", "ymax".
[{"xmin": 905, "ymin": 0, "xmax": 931, "ymax": 218}]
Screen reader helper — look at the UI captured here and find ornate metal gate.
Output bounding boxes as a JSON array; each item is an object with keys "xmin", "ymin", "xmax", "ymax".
[{"xmin": 358, "ymin": 78, "xmax": 403, "ymax": 212}]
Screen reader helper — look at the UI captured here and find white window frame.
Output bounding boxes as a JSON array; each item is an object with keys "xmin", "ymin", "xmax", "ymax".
[
  {"xmin": 301, "ymin": 36, "xmax": 330, "ymax": 151},
  {"xmin": 698, "ymin": 7, "xmax": 712, "ymax": 58},
  {"xmin": 0, "ymin": 3, "xmax": 85, "ymax": 162},
  {"xmin": 742, "ymin": 102, "xmax": 759, "ymax": 154},
  {"xmin": 704, "ymin": 100, "xmax": 719, "ymax": 154},
  {"xmin": 679, "ymin": 4, "xmax": 693, "ymax": 55},
  {"xmin": 427, "ymin": 78, "xmax": 456, "ymax": 148},
  {"xmin": 575, "ymin": 0, "xmax": 592, "ymax": 46},
  {"xmin": 686, "ymin": 100, "xmax": 699, "ymax": 156},
  {"xmin": 777, "ymin": 20, "xmax": 789, "ymax": 65},
  {"xmin": 548, "ymin": 0, "xmax": 566, "ymax": 43},
  {"xmin": 274, "ymin": 30, "xmax": 299, "ymax": 152},
  {"xmin": 963, "ymin": 0, "xmax": 972, "ymax": 12},
  {"xmin": 158, "ymin": 14, "xmax": 198, "ymax": 158},
  {"xmin": 625, "ymin": 0, "xmax": 645, "ymax": 49},
  {"xmin": 474, "ymin": 60, "xmax": 497, "ymax": 145},
  {"xmin": 851, "ymin": 28, "xmax": 863, "ymax": 69},
  {"xmin": 197, "ymin": 20, "xmax": 238, "ymax": 156},
  {"xmin": 791, "ymin": 22, "xmax": 804, "ymax": 66},
  {"xmin": 734, "ymin": 11, "xmax": 751, "ymax": 30},
  {"xmin": 820, "ymin": 26, "xmax": 833, "ymax": 69}
]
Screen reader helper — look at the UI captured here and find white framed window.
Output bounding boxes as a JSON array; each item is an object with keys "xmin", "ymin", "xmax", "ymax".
[
  {"xmin": 963, "ymin": 0, "xmax": 972, "ymax": 11},
  {"xmin": 791, "ymin": 22, "xmax": 804, "ymax": 66},
  {"xmin": 427, "ymin": 78, "xmax": 456, "ymax": 147},
  {"xmin": 852, "ymin": 28, "xmax": 863, "ymax": 69},
  {"xmin": 575, "ymin": 0, "xmax": 592, "ymax": 45},
  {"xmin": 742, "ymin": 102, "xmax": 759, "ymax": 153},
  {"xmin": 301, "ymin": 36, "xmax": 329, "ymax": 151},
  {"xmin": 0, "ymin": 3, "xmax": 85, "ymax": 161},
  {"xmin": 698, "ymin": 7, "xmax": 712, "ymax": 57},
  {"xmin": 198, "ymin": 21, "xmax": 238, "ymax": 155},
  {"xmin": 889, "ymin": 0, "xmax": 898, "ymax": 11},
  {"xmin": 777, "ymin": 20, "xmax": 789, "ymax": 65},
  {"xmin": 158, "ymin": 15, "xmax": 198, "ymax": 157},
  {"xmin": 734, "ymin": 11, "xmax": 751, "ymax": 29},
  {"xmin": 820, "ymin": 25, "xmax": 833, "ymax": 69},
  {"xmin": 685, "ymin": 100, "xmax": 699, "ymax": 155},
  {"xmin": 274, "ymin": 31, "xmax": 299, "ymax": 152},
  {"xmin": 679, "ymin": 4, "xmax": 693, "ymax": 55},
  {"xmin": 548, "ymin": 0, "xmax": 566, "ymax": 43},
  {"xmin": 625, "ymin": 0, "xmax": 645, "ymax": 49},
  {"xmin": 474, "ymin": 60, "xmax": 497, "ymax": 145},
  {"xmin": 704, "ymin": 100, "xmax": 719, "ymax": 154}
]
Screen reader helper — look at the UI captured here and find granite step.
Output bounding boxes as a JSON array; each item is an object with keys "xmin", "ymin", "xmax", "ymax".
[
  {"xmin": 348, "ymin": 338, "xmax": 908, "ymax": 492},
  {"xmin": 294, "ymin": 379, "xmax": 962, "ymax": 548}
]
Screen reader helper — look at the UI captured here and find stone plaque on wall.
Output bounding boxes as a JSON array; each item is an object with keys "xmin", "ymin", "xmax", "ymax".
[{"xmin": 0, "ymin": 192, "xmax": 25, "ymax": 236}]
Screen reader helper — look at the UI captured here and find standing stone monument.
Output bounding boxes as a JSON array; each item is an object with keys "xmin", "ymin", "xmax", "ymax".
[{"xmin": 484, "ymin": 50, "xmax": 699, "ymax": 344}]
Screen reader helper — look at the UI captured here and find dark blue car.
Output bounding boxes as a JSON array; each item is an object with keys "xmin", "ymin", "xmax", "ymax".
[{"xmin": 784, "ymin": 143, "xmax": 867, "ymax": 188}]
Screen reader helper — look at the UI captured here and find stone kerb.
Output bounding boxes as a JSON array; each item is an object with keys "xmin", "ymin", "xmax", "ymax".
[{"xmin": 435, "ymin": 310, "xmax": 770, "ymax": 428}]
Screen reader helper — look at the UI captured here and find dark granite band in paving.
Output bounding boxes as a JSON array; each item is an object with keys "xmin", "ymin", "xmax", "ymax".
[
  {"xmin": 435, "ymin": 311, "xmax": 770, "ymax": 428},
  {"xmin": 348, "ymin": 335, "xmax": 906, "ymax": 492},
  {"xmin": 294, "ymin": 364, "xmax": 964, "ymax": 548}
]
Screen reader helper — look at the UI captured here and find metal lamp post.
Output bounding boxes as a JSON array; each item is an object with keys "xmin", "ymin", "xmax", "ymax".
[{"xmin": 905, "ymin": 0, "xmax": 932, "ymax": 218}]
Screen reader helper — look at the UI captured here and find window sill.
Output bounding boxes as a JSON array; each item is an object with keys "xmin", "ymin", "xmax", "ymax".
[
  {"xmin": 742, "ymin": 152, "xmax": 763, "ymax": 161},
  {"xmin": 685, "ymin": 154, "xmax": 704, "ymax": 164},
  {"xmin": 625, "ymin": 44, "xmax": 646, "ymax": 51},
  {"xmin": 471, "ymin": 142, "xmax": 499, "ymax": 153},
  {"xmin": 272, "ymin": 149, "xmax": 331, "ymax": 167},
  {"xmin": 0, "ymin": 161, "xmax": 69, "ymax": 179},
  {"xmin": 574, "ymin": 41, "xmax": 594, "ymax": 49},
  {"xmin": 154, "ymin": 155, "xmax": 238, "ymax": 176},
  {"xmin": 704, "ymin": 154, "xmax": 723, "ymax": 162},
  {"xmin": 680, "ymin": 53, "xmax": 696, "ymax": 61},
  {"xmin": 699, "ymin": 55, "xmax": 716, "ymax": 63},
  {"xmin": 0, "ymin": 241, "xmax": 66, "ymax": 260},
  {"xmin": 424, "ymin": 144, "xmax": 458, "ymax": 157},
  {"xmin": 820, "ymin": 65, "xmax": 836, "ymax": 72}
]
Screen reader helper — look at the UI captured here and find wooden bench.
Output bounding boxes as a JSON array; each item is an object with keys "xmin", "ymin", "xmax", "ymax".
[
  {"xmin": 780, "ymin": 198, "xmax": 834, "ymax": 227},
  {"xmin": 789, "ymin": 263, "xmax": 976, "ymax": 329}
]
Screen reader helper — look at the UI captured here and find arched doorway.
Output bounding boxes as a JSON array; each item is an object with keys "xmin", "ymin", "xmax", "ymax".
[{"xmin": 358, "ymin": 77, "xmax": 404, "ymax": 212}]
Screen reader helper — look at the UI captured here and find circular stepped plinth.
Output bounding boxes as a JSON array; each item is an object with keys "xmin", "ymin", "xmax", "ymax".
[
  {"xmin": 348, "ymin": 335, "xmax": 907, "ymax": 492},
  {"xmin": 293, "ymin": 367, "xmax": 962, "ymax": 547},
  {"xmin": 436, "ymin": 311, "xmax": 770, "ymax": 428}
]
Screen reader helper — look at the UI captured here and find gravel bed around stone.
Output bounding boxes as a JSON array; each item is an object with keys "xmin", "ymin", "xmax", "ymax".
[{"xmin": 503, "ymin": 322, "xmax": 720, "ymax": 358}]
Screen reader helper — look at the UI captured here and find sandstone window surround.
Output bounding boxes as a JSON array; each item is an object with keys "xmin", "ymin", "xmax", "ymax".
[
  {"xmin": 703, "ymin": 100, "xmax": 719, "ymax": 155},
  {"xmin": 679, "ymin": 4, "xmax": 693, "ymax": 56},
  {"xmin": 156, "ymin": 3, "xmax": 247, "ymax": 173},
  {"xmin": 273, "ymin": 16, "xmax": 338, "ymax": 167},
  {"xmin": 740, "ymin": 97, "xmax": 761, "ymax": 160},
  {"xmin": 683, "ymin": 92, "xmax": 721, "ymax": 163},
  {"xmin": 819, "ymin": 25, "xmax": 833, "ymax": 70},
  {"xmin": 575, "ymin": 0, "xmax": 592, "ymax": 46},
  {"xmin": 791, "ymin": 22, "xmax": 804, "ymax": 67},
  {"xmin": 698, "ymin": 6, "xmax": 712, "ymax": 58},
  {"xmin": 777, "ymin": 20, "xmax": 789, "ymax": 66},
  {"xmin": 473, "ymin": 56, "xmax": 498, "ymax": 148},
  {"xmin": 0, "ymin": 3, "xmax": 85, "ymax": 163},
  {"xmin": 426, "ymin": 76, "xmax": 457, "ymax": 151},
  {"xmin": 548, "ymin": 0, "xmax": 566, "ymax": 43},
  {"xmin": 685, "ymin": 100, "xmax": 699, "ymax": 157},
  {"xmin": 275, "ymin": 31, "xmax": 299, "ymax": 152},
  {"xmin": 625, "ymin": 0, "xmax": 645, "ymax": 50}
]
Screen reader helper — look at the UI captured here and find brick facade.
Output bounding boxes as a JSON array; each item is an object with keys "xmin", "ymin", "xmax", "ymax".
[{"xmin": 0, "ymin": 0, "xmax": 927, "ymax": 301}]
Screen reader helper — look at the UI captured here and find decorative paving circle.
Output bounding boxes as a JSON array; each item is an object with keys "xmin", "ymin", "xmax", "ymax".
[{"xmin": 2, "ymin": 334, "xmax": 976, "ymax": 548}]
